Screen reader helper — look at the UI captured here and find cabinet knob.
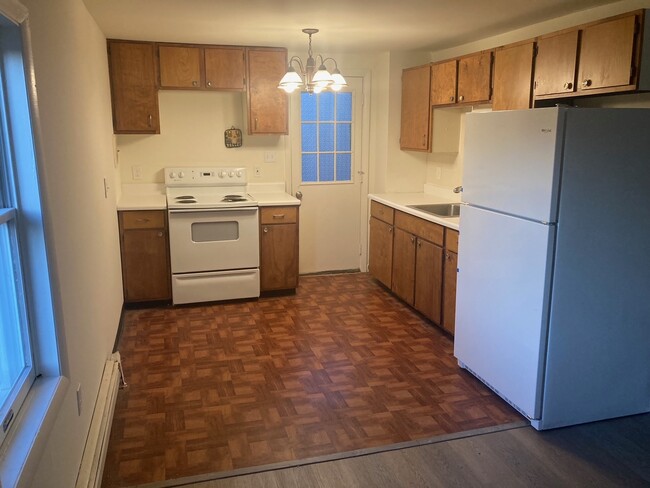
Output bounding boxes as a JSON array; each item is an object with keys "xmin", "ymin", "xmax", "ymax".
[
  {"xmin": 563, "ymin": 81, "xmax": 573, "ymax": 90},
  {"xmin": 582, "ymin": 79, "xmax": 592, "ymax": 88},
  {"xmin": 410, "ymin": 235, "xmax": 415, "ymax": 244},
  {"xmin": 206, "ymin": 81, "xmax": 212, "ymax": 87},
  {"xmin": 263, "ymin": 227, "xmax": 269, "ymax": 233},
  {"xmin": 458, "ymin": 95, "xmax": 464, "ymax": 102},
  {"xmin": 157, "ymin": 231, "xmax": 163, "ymax": 237},
  {"xmin": 388, "ymin": 226, "xmax": 393, "ymax": 233},
  {"xmin": 449, "ymin": 95, "xmax": 455, "ymax": 102},
  {"xmin": 147, "ymin": 114, "xmax": 153, "ymax": 127},
  {"xmin": 417, "ymin": 240, "xmax": 422, "ymax": 248},
  {"xmin": 272, "ymin": 214, "xmax": 286, "ymax": 219},
  {"xmin": 192, "ymin": 80, "xmax": 199, "ymax": 87}
]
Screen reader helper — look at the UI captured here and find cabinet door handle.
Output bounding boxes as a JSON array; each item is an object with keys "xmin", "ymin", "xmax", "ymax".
[
  {"xmin": 388, "ymin": 226, "xmax": 393, "ymax": 233},
  {"xmin": 417, "ymin": 240, "xmax": 422, "ymax": 248},
  {"xmin": 410, "ymin": 235, "xmax": 415, "ymax": 244},
  {"xmin": 563, "ymin": 81, "xmax": 573, "ymax": 90},
  {"xmin": 147, "ymin": 114, "xmax": 153, "ymax": 127},
  {"xmin": 582, "ymin": 79, "xmax": 592, "ymax": 88},
  {"xmin": 449, "ymin": 95, "xmax": 455, "ymax": 102},
  {"xmin": 136, "ymin": 218, "xmax": 150, "ymax": 223},
  {"xmin": 263, "ymin": 227, "xmax": 269, "ymax": 233},
  {"xmin": 458, "ymin": 95, "xmax": 464, "ymax": 102},
  {"xmin": 272, "ymin": 214, "xmax": 286, "ymax": 219},
  {"xmin": 206, "ymin": 81, "xmax": 212, "ymax": 87},
  {"xmin": 192, "ymin": 80, "xmax": 199, "ymax": 87}
]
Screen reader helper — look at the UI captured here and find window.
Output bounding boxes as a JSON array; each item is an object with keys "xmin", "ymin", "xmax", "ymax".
[
  {"xmin": 300, "ymin": 91, "xmax": 353, "ymax": 183},
  {"xmin": 0, "ymin": 12, "xmax": 54, "ymax": 451}
]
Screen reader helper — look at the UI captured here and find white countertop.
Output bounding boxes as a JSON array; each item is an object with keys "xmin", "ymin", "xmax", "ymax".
[
  {"xmin": 370, "ymin": 192, "xmax": 460, "ymax": 231},
  {"xmin": 116, "ymin": 183, "xmax": 299, "ymax": 210}
]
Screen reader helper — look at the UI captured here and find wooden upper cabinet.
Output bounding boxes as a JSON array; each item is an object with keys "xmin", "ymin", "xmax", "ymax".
[
  {"xmin": 492, "ymin": 41, "xmax": 535, "ymax": 111},
  {"xmin": 578, "ymin": 14, "xmax": 638, "ymax": 92},
  {"xmin": 534, "ymin": 30, "xmax": 579, "ymax": 97},
  {"xmin": 158, "ymin": 45, "xmax": 202, "ymax": 88},
  {"xmin": 430, "ymin": 59, "xmax": 457, "ymax": 106},
  {"xmin": 204, "ymin": 47, "xmax": 246, "ymax": 90},
  {"xmin": 246, "ymin": 47, "xmax": 288, "ymax": 135},
  {"xmin": 400, "ymin": 64, "xmax": 431, "ymax": 151},
  {"xmin": 107, "ymin": 40, "xmax": 160, "ymax": 134},
  {"xmin": 457, "ymin": 51, "xmax": 492, "ymax": 104}
]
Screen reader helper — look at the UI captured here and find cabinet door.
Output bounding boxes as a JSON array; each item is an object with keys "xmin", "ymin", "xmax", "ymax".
[
  {"xmin": 246, "ymin": 48, "xmax": 288, "ymax": 134},
  {"xmin": 414, "ymin": 238, "xmax": 443, "ymax": 324},
  {"xmin": 204, "ymin": 47, "xmax": 246, "ymax": 90},
  {"xmin": 391, "ymin": 228, "xmax": 416, "ymax": 305},
  {"xmin": 430, "ymin": 59, "xmax": 457, "ymax": 106},
  {"xmin": 369, "ymin": 216, "xmax": 393, "ymax": 289},
  {"xmin": 400, "ymin": 65, "xmax": 431, "ymax": 151},
  {"xmin": 158, "ymin": 45, "xmax": 202, "ymax": 89},
  {"xmin": 457, "ymin": 51, "xmax": 492, "ymax": 104},
  {"xmin": 442, "ymin": 250, "xmax": 458, "ymax": 335},
  {"xmin": 578, "ymin": 14, "xmax": 637, "ymax": 91},
  {"xmin": 260, "ymin": 223, "xmax": 299, "ymax": 291},
  {"xmin": 492, "ymin": 42, "xmax": 535, "ymax": 111},
  {"xmin": 534, "ymin": 30, "xmax": 579, "ymax": 97},
  {"xmin": 107, "ymin": 40, "xmax": 159, "ymax": 134},
  {"xmin": 121, "ymin": 228, "xmax": 171, "ymax": 301}
]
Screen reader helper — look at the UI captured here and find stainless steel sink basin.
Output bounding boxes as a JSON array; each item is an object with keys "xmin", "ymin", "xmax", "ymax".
[{"xmin": 407, "ymin": 203, "xmax": 461, "ymax": 218}]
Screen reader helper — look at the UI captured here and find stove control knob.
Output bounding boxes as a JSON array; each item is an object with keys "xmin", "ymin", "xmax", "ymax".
[
  {"xmin": 178, "ymin": 171, "xmax": 185, "ymax": 178},
  {"xmin": 228, "ymin": 171, "xmax": 235, "ymax": 177},
  {"xmin": 169, "ymin": 171, "xmax": 177, "ymax": 179},
  {"xmin": 236, "ymin": 170, "xmax": 243, "ymax": 177},
  {"xmin": 218, "ymin": 171, "xmax": 226, "ymax": 178}
]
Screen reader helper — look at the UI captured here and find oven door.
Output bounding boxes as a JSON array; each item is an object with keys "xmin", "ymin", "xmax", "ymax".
[{"xmin": 168, "ymin": 207, "xmax": 259, "ymax": 273}]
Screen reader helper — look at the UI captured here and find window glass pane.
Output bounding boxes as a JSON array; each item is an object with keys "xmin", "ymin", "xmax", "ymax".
[
  {"xmin": 336, "ymin": 92, "xmax": 352, "ymax": 121},
  {"xmin": 318, "ymin": 92, "xmax": 335, "ymax": 121},
  {"xmin": 319, "ymin": 153, "xmax": 334, "ymax": 181},
  {"xmin": 319, "ymin": 123, "xmax": 334, "ymax": 151},
  {"xmin": 336, "ymin": 154, "xmax": 352, "ymax": 181},
  {"xmin": 301, "ymin": 123, "xmax": 317, "ymax": 152},
  {"xmin": 336, "ymin": 124, "xmax": 351, "ymax": 151},
  {"xmin": 301, "ymin": 92, "xmax": 317, "ymax": 121},
  {"xmin": 0, "ymin": 222, "xmax": 28, "ymax": 406},
  {"xmin": 302, "ymin": 154, "xmax": 317, "ymax": 182}
]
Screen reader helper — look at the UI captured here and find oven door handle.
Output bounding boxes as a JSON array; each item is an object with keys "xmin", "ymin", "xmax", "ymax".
[{"xmin": 168, "ymin": 207, "xmax": 258, "ymax": 214}]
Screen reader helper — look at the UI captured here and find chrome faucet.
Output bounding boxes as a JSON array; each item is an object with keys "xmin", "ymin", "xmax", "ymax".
[{"xmin": 453, "ymin": 185, "xmax": 463, "ymax": 193}]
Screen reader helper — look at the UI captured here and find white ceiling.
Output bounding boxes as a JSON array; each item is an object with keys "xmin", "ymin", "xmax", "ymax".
[{"xmin": 83, "ymin": 0, "xmax": 620, "ymax": 53}]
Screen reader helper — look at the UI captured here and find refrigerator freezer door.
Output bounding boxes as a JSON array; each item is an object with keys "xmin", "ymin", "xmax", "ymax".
[
  {"xmin": 463, "ymin": 107, "xmax": 564, "ymax": 223},
  {"xmin": 454, "ymin": 205, "xmax": 555, "ymax": 419}
]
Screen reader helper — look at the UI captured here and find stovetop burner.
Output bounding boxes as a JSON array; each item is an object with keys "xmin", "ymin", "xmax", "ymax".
[
  {"xmin": 176, "ymin": 199, "xmax": 197, "ymax": 204},
  {"xmin": 175, "ymin": 195, "xmax": 194, "ymax": 200},
  {"xmin": 222, "ymin": 195, "xmax": 248, "ymax": 202}
]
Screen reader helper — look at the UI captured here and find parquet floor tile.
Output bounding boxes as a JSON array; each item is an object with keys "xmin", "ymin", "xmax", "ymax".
[{"xmin": 102, "ymin": 273, "xmax": 522, "ymax": 487}]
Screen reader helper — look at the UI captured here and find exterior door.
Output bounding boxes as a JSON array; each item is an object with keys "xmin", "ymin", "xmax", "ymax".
[{"xmin": 291, "ymin": 76, "xmax": 369, "ymax": 274}]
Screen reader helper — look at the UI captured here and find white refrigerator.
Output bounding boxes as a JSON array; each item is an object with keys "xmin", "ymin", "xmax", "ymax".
[{"xmin": 454, "ymin": 106, "xmax": 650, "ymax": 430}]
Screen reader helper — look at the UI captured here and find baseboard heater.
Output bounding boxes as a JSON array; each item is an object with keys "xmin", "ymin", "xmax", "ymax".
[{"xmin": 75, "ymin": 352, "xmax": 123, "ymax": 488}]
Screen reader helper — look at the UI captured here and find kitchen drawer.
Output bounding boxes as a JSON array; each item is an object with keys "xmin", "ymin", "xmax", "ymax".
[
  {"xmin": 446, "ymin": 228, "xmax": 459, "ymax": 253},
  {"xmin": 395, "ymin": 210, "xmax": 444, "ymax": 246},
  {"xmin": 120, "ymin": 210, "xmax": 166, "ymax": 230},
  {"xmin": 260, "ymin": 206, "xmax": 298, "ymax": 224},
  {"xmin": 370, "ymin": 201, "xmax": 394, "ymax": 224}
]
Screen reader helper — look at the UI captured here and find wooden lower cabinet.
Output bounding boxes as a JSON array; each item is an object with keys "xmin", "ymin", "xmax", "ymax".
[
  {"xmin": 368, "ymin": 216, "xmax": 393, "ymax": 288},
  {"xmin": 414, "ymin": 238, "xmax": 443, "ymax": 324},
  {"xmin": 442, "ymin": 229, "xmax": 459, "ymax": 335},
  {"xmin": 391, "ymin": 228, "xmax": 417, "ymax": 305},
  {"xmin": 260, "ymin": 206, "xmax": 299, "ymax": 291},
  {"xmin": 118, "ymin": 210, "xmax": 171, "ymax": 303}
]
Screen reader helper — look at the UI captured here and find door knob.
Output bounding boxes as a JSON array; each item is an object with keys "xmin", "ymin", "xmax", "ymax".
[{"xmin": 295, "ymin": 190, "xmax": 303, "ymax": 200}]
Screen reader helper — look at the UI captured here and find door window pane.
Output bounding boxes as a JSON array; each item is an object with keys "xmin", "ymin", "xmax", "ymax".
[{"xmin": 300, "ymin": 91, "xmax": 353, "ymax": 183}]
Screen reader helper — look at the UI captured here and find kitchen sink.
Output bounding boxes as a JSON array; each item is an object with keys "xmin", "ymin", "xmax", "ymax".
[{"xmin": 407, "ymin": 203, "xmax": 462, "ymax": 218}]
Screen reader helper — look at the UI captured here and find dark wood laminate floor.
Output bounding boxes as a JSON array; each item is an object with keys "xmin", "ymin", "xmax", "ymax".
[{"xmin": 102, "ymin": 273, "xmax": 522, "ymax": 488}]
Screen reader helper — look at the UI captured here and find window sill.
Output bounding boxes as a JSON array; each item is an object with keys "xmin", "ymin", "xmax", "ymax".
[{"xmin": 0, "ymin": 376, "xmax": 68, "ymax": 488}]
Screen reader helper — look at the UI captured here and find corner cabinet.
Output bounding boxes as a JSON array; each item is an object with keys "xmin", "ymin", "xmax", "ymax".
[
  {"xmin": 107, "ymin": 40, "xmax": 160, "ymax": 134},
  {"xmin": 260, "ymin": 206, "xmax": 299, "ymax": 291},
  {"xmin": 400, "ymin": 65, "xmax": 431, "ymax": 151},
  {"xmin": 118, "ymin": 210, "xmax": 171, "ymax": 303},
  {"xmin": 246, "ymin": 48, "xmax": 288, "ymax": 135}
]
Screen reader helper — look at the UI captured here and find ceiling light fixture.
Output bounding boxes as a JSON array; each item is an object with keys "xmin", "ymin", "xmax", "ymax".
[{"xmin": 278, "ymin": 28, "xmax": 347, "ymax": 94}]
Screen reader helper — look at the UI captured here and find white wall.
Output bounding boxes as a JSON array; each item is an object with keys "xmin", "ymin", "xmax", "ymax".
[{"xmin": 21, "ymin": 0, "xmax": 123, "ymax": 486}]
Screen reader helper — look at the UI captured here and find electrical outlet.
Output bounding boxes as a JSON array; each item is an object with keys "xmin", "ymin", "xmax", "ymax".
[
  {"xmin": 254, "ymin": 167, "xmax": 262, "ymax": 178},
  {"xmin": 132, "ymin": 165, "xmax": 143, "ymax": 180},
  {"xmin": 264, "ymin": 151, "xmax": 276, "ymax": 163},
  {"xmin": 76, "ymin": 383, "xmax": 82, "ymax": 416}
]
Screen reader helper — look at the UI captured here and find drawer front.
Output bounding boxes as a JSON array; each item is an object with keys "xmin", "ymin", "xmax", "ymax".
[
  {"xmin": 446, "ymin": 229, "xmax": 459, "ymax": 253},
  {"xmin": 370, "ymin": 201, "xmax": 394, "ymax": 224},
  {"xmin": 120, "ymin": 210, "xmax": 166, "ymax": 230},
  {"xmin": 260, "ymin": 206, "xmax": 298, "ymax": 224},
  {"xmin": 395, "ymin": 211, "xmax": 444, "ymax": 246}
]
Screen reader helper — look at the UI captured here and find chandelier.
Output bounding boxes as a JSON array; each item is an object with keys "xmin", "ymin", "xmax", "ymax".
[{"xmin": 278, "ymin": 28, "xmax": 347, "ymax": 94}]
